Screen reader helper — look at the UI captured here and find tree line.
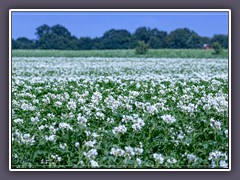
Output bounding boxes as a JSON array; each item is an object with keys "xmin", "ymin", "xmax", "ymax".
[{"xmin": 12, "ymin": 24, "xmax": 228, "ymax": 50}]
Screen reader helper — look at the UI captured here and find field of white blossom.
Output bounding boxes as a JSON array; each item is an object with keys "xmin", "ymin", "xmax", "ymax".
[{"xmin": 11, "ymin": 57, "xmax": 229, "ymax": 169}]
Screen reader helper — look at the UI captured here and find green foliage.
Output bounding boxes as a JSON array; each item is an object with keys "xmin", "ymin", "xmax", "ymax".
[
  {"xmin": 100, "ymin": 29, "xmax": 132, "ymax": 49},
  {"xmin": 200, "ymin": 36, "xmax": 211, "ymax": 46},
  {"xmin": 133, "ymin": 27, "xmax": 167, "ymax": 49},
  {"xmin": 12, "ymin": 24, "xmax": 228, "ymax": 51},
  {"xmin": 78, "ymin": 37, "xmax": 94, "ymax": 50},
  {"xmin": 35, "ymin": 24, "xmax": 76, "ymax": 50},
  {"xmin": 148, "ymin": 29, "xmax": 167, "ymax": 49},
  {"xmin": 134, "ymin": 27, "xmax": 151, "ymax": 43},
  {"xmin": 166, "ymin": 28, "xmax": 202, "ymax": 49},
  {"xmin": 12, "ymin": 49, "xmax": 228, "ymax": 59},
  {"xmin": 211, "ymin": 34, "xmax": 228, "ymax": 49},
  {"xmin": 212, "ymin": 42, "xmax": 223, "ymax": 54},
  {"xmin": 12, "ymin": 37, "xmax": 36, "ymax": 49},
  {"xmin": 135, "ymin": 41, "xmax": 149, "ymax": 55},
  {"xmin": 12, "ymin": 57, "xmax": 229, "ymax": 168}
]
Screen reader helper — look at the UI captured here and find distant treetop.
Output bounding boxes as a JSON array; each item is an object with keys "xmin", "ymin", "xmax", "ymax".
[{"xmin": 12, "ymin": 24, "xmax": 229, "ymax": 50}]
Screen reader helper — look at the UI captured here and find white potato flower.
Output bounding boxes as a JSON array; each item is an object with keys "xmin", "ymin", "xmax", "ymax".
[{"xmin": 161, "ymin": 115, "xmax": 176, "ymax": 124}]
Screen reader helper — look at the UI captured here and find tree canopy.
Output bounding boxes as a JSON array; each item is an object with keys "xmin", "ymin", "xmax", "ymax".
[{"xmin": 12, "ymin": 24, "xmax": 229, "ymax": 50}]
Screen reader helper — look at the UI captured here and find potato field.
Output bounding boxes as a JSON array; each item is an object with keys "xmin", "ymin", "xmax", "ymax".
[{"xmin": 11, "ymin": 57, "xmax": 229, "ymax": 169}]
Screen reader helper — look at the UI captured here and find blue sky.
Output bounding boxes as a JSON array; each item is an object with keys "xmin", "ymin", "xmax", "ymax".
[{"xmin": 12, "ymin": 11, "xmax": 229, "ymax": 39}]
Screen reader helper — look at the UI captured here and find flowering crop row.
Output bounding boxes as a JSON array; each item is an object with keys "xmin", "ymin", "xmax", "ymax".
[{"xmin": 11, "ymin": 57, "xmax": 229, "ymax": 169}]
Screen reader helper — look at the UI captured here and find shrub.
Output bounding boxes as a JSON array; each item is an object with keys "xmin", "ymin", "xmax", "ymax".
[
  {"xmin": 135, "ymin": 41, "xmax": 149, "ymax": 55},
  {"xmin": 212, "ymin": 42, "xmax": 223, "ymax": 54}
]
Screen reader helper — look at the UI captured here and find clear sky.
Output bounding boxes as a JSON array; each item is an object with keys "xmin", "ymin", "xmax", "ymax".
[{"xmin": 12, "ymin": 11, "xmax": 229, "ymax": 40}]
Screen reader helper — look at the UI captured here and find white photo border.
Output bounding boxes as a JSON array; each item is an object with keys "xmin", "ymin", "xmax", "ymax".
[{"xmin": 9, "ymin": 9, "xmax": 231, "ymax": 171}]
